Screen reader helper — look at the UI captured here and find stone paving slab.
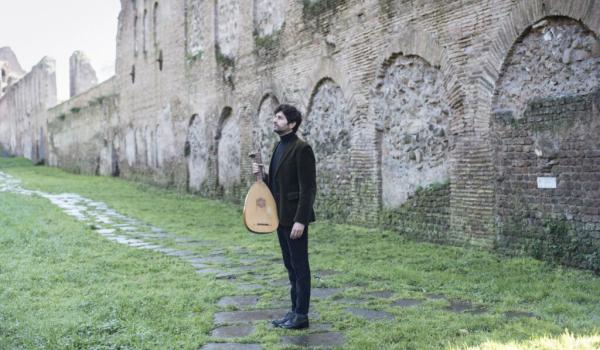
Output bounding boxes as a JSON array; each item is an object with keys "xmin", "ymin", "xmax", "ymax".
[
  {"xmin": 314, "ymin": 269, "xmax": 339, "ymax": 277},
  {"xmin": 190, "ymin": 262, "xmax": 210, "ymax": 269},
  {"xmin": 235, "ymin": 283, "xmax": 264, "ymax": 291},
  {"xmin": 128, "ymin": 242, "xmax": 156, "ymax": 248},
  {"xmin": 281, "ymin": 332, "xmax": 345, "ymax": 348},
  {"xmin": 425, "ymin": 293, "xmax": 445, "ymax": 300},
  {"xmin": 272, "ymin": 277, "xmax": 289, "ymax": 286},
  {"xmin": 217, "ymin": 296, "xmax": 260, "ymax": 309},
  {"xmin": 216, "ymin": 272, "xmax": 238, "ymax": 280},
  {"xmin": 364, "ymin": 291, "xmax": 394, "ymax": 299},
  {"xmin": 336, "ymin": 298, "xmax": 368, "ymax": 306},
  {"xmin": 137, "ymin": 244, "xmax": 162, "ymax": 250},
  {"xmin": 239, "ymin": 258, "xmax": 260, "ymax": 264},
  {"xmin": 393, "ymin": 299, "xmax": 422, "ymax": 308},
  {"xmin": 196, "ymin": 268, "xmax": 226, "ymax": 275},
  {"xmin": 446, "ymin": 300, "xmax": 487, "ymax": 314},
  {"xmin": 96, "ymin": 228, "xmax": 116, "ymax": 235},
  {"xmin": 199, "ymin": 344, "xmax": 261, "ymax": 350},
  {"xmin": 307, "ymin": 323, "xmax": 334, "ymax": 333},
  {"xmin": 211, "ymin": 325, "xmax": 255, "ymax": 338},
  {"xmin": 345, "ymin": 307, "xmax": 395, "ymax": 321},
  {"xmin": 312, "ymin": 288, "xmax": 343, "ymax": 299},
  {"xmin": 214, "ymin": 309, "xmax": 288, "ymax": 325},
  {"xmin": 164, "ymin": 250, "xmax": 197, "ymax": 257}
]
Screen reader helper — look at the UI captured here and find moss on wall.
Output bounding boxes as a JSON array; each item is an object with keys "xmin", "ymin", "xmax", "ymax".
[
  {"xmin": 496, "ymin": 216, "xmax": 600, "ymax": 274},
  {"xmin": 380, "ymin": 181, "xmax": 450, "ymax": 243},
  {"xmin": 253, "ymin": 31, "xmax": 281, "ymax": 62}
]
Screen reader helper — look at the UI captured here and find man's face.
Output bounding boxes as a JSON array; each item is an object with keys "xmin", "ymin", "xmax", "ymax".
[{"xmin": 273, "ymin": 112, "xmax": 295, "ymax": 135}]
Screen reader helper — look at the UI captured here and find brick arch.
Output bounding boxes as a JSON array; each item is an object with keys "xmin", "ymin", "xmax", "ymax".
[
  {"xmin": 372, "ymin": 26, "xmax": 463, "ymax": 114},
  {"xmin": 304, "ymin": 77, "xmax": 353, "ymax": 221},
  {"xmin": 492, "ymin": 16, "xmax": 599, "ymax": 117},
  {"xmin": 372, "ymin": 53, "xmax": 452, "ymax": 208},
  {"xmin": 254, "ymin": 93, "xmax": 280, "ymax": 161},
  {"xmin": 306, "ymin": 77, "xmax": 341, "ymax": 117},
  {"xmin": 484, "ymin": 1, "xmax": 600, "ymax": 101},
  {"xmin": 375, "ymin": 27, "xmax": 443, "ymax": 69},
  {"xmin": 256, "ymin": 92, "xmax": 280, "ymax": 115},
  {"xmin": 215, "ymin": 106, "xmax": 241, "ymax": 192},
  {"xmin": 186, "ymin": 112, "xmax": 210, "ymax": 192},
  {"xmin": 303, "ymin": 58, "xmax": 365, "ymax": 123},
  {"xmin": 489, "ymin": 13, "xmax": 600, "ymax": 269},
  {"xmin": 216, "ymin": 106, "xmax": 233, "ymax": 136}
]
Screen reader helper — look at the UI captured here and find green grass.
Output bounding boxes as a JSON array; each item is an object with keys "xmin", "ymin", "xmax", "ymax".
[{"xmin": 0, "ymin": 158, "xmax": 599, "ymax": 349}]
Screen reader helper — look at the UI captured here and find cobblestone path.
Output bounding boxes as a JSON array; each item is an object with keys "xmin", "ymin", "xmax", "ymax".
[{"xmin": 0, "ymin": 171, "xmax": 536, "ymax": 349}]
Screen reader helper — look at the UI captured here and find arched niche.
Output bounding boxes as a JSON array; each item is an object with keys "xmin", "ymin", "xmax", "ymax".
[
  {"xmin": 491, "ymin": 16, "xmax": 600, "ymax": 270},
  {"xmin": 255, "ymin": 93, "xmax": 279, "ymax": 164},
  {"xmin": 373, "ymin": 54, "xmax": 451, "ymax": 207},
  {"xmin": 492, "ymin": 16, "xmax": 600, "ymax": 118},
  {"xmin": 304, "ymin": 78, "xmax": 351, "ymax": 220},
  {"xmin": 216, "ymin": 107, "xmax": 241, "ymax": 192},
  {"xmin": 215, "ymin": 0, "xmax": 240, "ymax": 60},
  {"xmin": 254, "ymin": 0, "xmax": 287, "ymax": 38},
  {"xmin": 186, "ymin": 113, "xmax": 209, "ymax": 192},
  {"xmin": 186, "ymin": 0, "xmax": 204, "ymax": 55}
]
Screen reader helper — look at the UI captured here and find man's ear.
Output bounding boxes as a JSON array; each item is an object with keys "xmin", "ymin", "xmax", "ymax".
[{"xmin": 288, "ymin": 121, "xmax": 297, "ymax": 130}]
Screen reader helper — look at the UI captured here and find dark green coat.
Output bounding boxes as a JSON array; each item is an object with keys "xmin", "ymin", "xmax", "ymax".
[{"xmin": 265, "ymin": 135, "xmax": 317, "ymax": 226}]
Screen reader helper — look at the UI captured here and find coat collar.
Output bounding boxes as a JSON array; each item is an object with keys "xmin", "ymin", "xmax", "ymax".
[{"xmin": 273, "ymin": 133, "xmax": 298, "ymax": 178}]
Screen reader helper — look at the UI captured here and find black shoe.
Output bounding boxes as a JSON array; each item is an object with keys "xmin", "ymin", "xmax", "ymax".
[
  {"xmin": 280, "ymin": 313, "xmax": 309, "ymax": 330},
  {"xmin": 271, "ymin": 311, "xmax": 294, "ymax": 327}
]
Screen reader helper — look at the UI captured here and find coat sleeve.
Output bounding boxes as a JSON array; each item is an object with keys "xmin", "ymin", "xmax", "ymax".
[{"xmin": 294, "ymin": 144, "xmax": 317, "ymax": 225}]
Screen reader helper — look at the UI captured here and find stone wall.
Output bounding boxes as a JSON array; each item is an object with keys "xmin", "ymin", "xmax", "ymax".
[
  {"xmin": 304, "ymin": 79, "xmax": 352, "ymax": 221},
  {"xmin": 69, "ymin": 51, "xmax": 99, "ymax": 98},
  {"xmin": 373, "ymin": 54, "xmax": 451, "ymax": 208},
  {"xmin": 85, "ymin": 1, "xmax": 600, "ymax": 268},
  {"xmin": 47, "ymin": 77, "xmax": 119, "ymax": 176},
  {"xmin": 493, "ymin": 90, "xmax": 600, "ymax": 272},
  {"xmin": 254, "ymin": 94, "xmax": 279, "ymax": 166},
  {"xmin": 493, "ymin": 17, "xmax": 600, "ymax": 119},
  {"xmin": 217, "ymin": 107, "xmax": 242, "ymax": 200},
  {"xmin": 491, "ymin": 16, "xmax": 600, "ymax": 271},
  {"xmin": 0, "ymin": 47, "xmax": 26, "ymax": 96},
  {"xmin": 0, "ymin": 57, "xmax": 56, "ymax": 163},
  {"xmin": 2, "ymin": 0, "xmax": 600, "ymax": 272},
  {"xmin": 186, "ymin": 113, "xmax": 210, "ymax": 192},
  {"xmin": 381, "ymin": 182, "xmax": 450, "ymax": 243}
]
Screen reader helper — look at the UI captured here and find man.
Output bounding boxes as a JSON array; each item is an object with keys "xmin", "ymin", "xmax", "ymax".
[{"xmin": 252, "ymin": 104, "xmax": 317, "ymax": 330}]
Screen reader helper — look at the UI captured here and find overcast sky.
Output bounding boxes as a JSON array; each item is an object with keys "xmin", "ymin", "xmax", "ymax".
[{"xmin": 0, "ymin": 0, "xmax": 121, "ymax": 102}]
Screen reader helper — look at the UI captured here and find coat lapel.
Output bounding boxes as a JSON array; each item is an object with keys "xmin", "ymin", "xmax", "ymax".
[{"xmin": 273, "ymin": 138, "xmax": 296, "ymax": 179}]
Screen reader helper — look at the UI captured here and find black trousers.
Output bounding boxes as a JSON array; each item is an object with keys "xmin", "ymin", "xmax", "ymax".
[{"xmin": 277, "ymin": 225, "xmax": 311, "ymax": 315}]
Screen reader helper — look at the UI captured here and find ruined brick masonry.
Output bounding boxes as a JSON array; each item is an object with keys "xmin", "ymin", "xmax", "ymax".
[{"xmin": 1, "ymin": 0, "xmax": 599, "ymax": 271}]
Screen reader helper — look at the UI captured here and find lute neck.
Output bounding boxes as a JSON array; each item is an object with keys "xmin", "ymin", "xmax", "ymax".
[{"xmin": 253, "ymin": 152, "xmax": 264, "ymax": 182}]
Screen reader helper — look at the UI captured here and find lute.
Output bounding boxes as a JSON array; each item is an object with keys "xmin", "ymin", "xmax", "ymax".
[{"xmin": 243, "ymin": 152, "xmax": 278, "ymax": 233}]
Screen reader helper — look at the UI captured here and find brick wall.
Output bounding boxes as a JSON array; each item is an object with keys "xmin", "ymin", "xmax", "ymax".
[
  {"xmin": 493, "ymin": 89, "xmax": 600, "ymax": 272},
  {"xmin": 47, "ymin": 78, "xmax": 119, "ymax": 176},
  {"xmin": 380, "ymin": 182, "xmax": 450, "ymax": 244},
  {"xmin": 2, "ymin": 0, "xmax": 600, "ymax": 271}
]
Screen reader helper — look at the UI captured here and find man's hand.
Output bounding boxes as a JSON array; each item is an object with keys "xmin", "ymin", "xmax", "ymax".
[
  {"xmin": 252, "ymin": 162, "xmax": 263, "ymax": 175},
  {"xmin": 290, "ymin": 222, "xmax": 305, "ymax": 239}
]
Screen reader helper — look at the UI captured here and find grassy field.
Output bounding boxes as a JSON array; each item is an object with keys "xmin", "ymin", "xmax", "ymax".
[{"xmin": 0, "ymin": 158, "xmax": 598, "ymax": 350}]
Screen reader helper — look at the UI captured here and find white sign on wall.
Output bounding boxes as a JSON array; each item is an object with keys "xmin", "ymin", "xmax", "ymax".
[{"xmin": 537, "ymin": 177, "xmax": 557, "ymax": 189}]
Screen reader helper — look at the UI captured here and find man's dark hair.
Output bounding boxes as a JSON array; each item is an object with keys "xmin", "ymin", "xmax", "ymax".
[{"xmin": 274, "ymin": 104, "xmax": 302, "ymax": 133}]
